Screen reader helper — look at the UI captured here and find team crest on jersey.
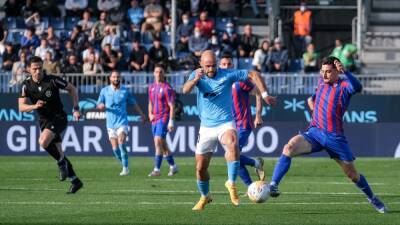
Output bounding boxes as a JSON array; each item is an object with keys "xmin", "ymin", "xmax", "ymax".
[{"xmin": 45, "ymin": 90, "xmax": 52, "ymax": 98}]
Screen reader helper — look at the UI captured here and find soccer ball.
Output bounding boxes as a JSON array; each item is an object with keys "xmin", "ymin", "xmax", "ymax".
[{"xmin": 248, "ymin": 181, "xmax": 270, "ymax": 203}]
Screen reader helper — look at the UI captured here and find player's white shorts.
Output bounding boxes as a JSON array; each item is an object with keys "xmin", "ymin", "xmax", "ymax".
[
  {"xmin": 196, "ymin": 121, "xmax": 237, "ymax": 155},
  {"xmin": 107, "ymin": 126, "xmax": 129, "ymax": 139}
]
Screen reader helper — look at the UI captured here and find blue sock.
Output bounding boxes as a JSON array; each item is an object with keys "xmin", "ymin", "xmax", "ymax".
[
  {"xmin": 197, "ymin": 180, "xmax": 209, "ymax": 197},
  {"xmin": 240, "ymin": 155, "xmax": 256, "ymax": 167},
  {"xmin": 165, "ymin": 155, "xmax": 175, "ymax": 166},
  {"xmin": 271, "ymin": 155, "xmax": 292, "ymax": 186},
  {"xmin": 355, "ymin": 174, "xmax": 374, "ymax": 199},
  {"xmin": 112, "ymin": 148, "xmax": 122, "ymax": 163},
  {"xmin": 119, "ymin": 144, "xmax": 129, "ymax": 168},
  {"xmin": 238, "ymin": 164, "xmax": 253, "ymax": 186},
  {"xmin": 227, "ymin": 161, "xmax": 240, "ymax": 183},
  {"xmin": 154, "ymin": 155, "xmax": 163, "ymax": 170}
]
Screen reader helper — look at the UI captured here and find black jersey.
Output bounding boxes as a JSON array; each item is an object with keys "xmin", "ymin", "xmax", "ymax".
[{"xmin": 20, "ymin": 74, "xmax": 69, "ymax": 119}]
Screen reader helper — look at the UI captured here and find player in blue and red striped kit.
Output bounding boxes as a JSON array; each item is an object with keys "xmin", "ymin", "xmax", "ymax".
[
  {"xmin": 219, "ymin": 54, "xmax": 265, "ymax": 188},
  {"xmin": 148, "ymin": 64, "xmax": 178, "ymax": 177},
  {"xmin": 268, "ymin": 57, "xmax": 387, "ymax": 213}
]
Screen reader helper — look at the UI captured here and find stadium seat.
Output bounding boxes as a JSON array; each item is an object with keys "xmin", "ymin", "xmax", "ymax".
[
  {"xmin": 15, "ymin": 17, "xmax": 26, "ymax": 29},
  {"xmin": 6, "ymin": 17, "xmax": 17, "ymax": 29},
  {"xmin": 50, "ymin": 17, "xmax": 65, "ymax": 30},
  {"xmin": 142, "ymin": 32, "xmax": 153, "ymax": 44},
  {"xmin": 11, "ymin": 30, "xmax": 24, "ymax": 44},
  {"xmin": 216, "ymin": 18, "xmax": 231, "ymax": 32},
  {"xmin": 237, "ymin": 58, "xmax": 253, "ymax": 70},
  {"xmin": 66, "ymin": 17, "xmax": 79, "ymax": 30},
  {"xmin": 160, "ymin": 31, "xmax": 171, "ymax": 44}
]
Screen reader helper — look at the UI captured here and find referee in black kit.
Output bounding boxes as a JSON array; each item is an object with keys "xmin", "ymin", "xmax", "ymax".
[{"xmin": 18, "ymin": 56, "xmax": 83, "ymax": 194}]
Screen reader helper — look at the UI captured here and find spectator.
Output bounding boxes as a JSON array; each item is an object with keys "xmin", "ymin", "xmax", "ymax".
[
  {"xmin": 71, "ymin": 25, "xmax": 88, "ymax": 52},
  {"xmin": 78, "ymin": 10, "xmax": 94, "ymax": 36},
  {"xmin": 220, "ymin": 22, "xmax": 239, "ymax": 55},
  {"xmin": 126, "ymin": 23, "xmax": 141, "ymax": 42},
  {"xmin": 238, "ymin": 24, "xmax": 259, "ymax": 57},
  {"xmin": 252, "ymin": 40, "xmax": 271, "ymax": 72},
  {"xmin": 331, "ymin": 39, "xmax": 357, "ymax": 72},
  {"xmin": 61, "ymin": 40, "xmax": 78, "ymax": 67},
  {"xmin": 269, "ymin": 37, "xmax": 288, "ymax": 72},
  {"xmin": 293, "ymin": 1, "xmax": 312, "ymax": 58},
  {"xmin": 209, "ymin": 33, "xmax": 221, "ymax": 57},
  {"xmin": 34, "ymin": 38, "xmax": 55, "ymax": 61},
  {"xmin": 83, "ymin": 52, "xmax": 103, "ymax": 75},
  {"xmin": 36, "ymin": 1, "xmax": 60, "ymax": 17},
  {"xmin": 62, "ymin": 54, "xmax": 83, "ymax": 74},
  {"xmin": 21, "ymin": 0, "xmax": 38, "ymax": 19},
  {"xmin": 127, "ymin": 0, "xmax": 144, "ymax": 28},
  {"xmin": 20, "ymin": 27, "xmax": 40, "ymax": 50},
  {"xmin": 0, "ymin": 21, "xmax": 8, "ymax": 55},
  {"xmin": 4, "ymin": 0, "xmax": 21, "ymax": 17},
  {"xmin": 129, "ymin": 39, "xmax": 149, "ymax": 72},
  {"xmin": 101, "ymin": 26, "xmax": 121, "ymax": 51},
  {"xmin": 90, "ymin": 11, "xmax": 109, "ymax": 45},
  {"xmin": 65, "ymin": 0, "xmax": 88, "ymax": 17},
  {"xmin": 141, "ymin": 0, "xmax": 163, "ymax": 37},
  {"xmin": 45, "ymin": 26, "xmax": 61, "ymax": 56},
  {"xmin": 176, "ymin": 13, "xmax": 194, "ymax": 53},
  {"xmin": 24, "ymin": 12, "xmax": 46, "ymax": 36},
  {"xmin": 2, "ymin": 42, "xmax": 18, "ymax": 71},
  {"xmin": 303, "ymin": 43, "xmax": 319, "ymax": 73},
  {"xmin": 148, "ymin": 38, "xmax": 169, "ymax": 71},
  {"xmin": 100, "ymin": 43, "xmax": 119, "ymax": 72},
  {"xmin": 10, "ymin": 51, "xmax": 28, "ymax": 86},
  {"xmin": 190, "ymin": 0, "xmax": 200, "ymax": 16},
  {"xmin": 82, "ymin": 44, "xmax": 100, "ymax": 62},
  {"xmin": 189, "ymin": 26, "xmax": 209, "ymax": 58},
  {"xmin": 97, "ymin": 0, "xmax": 121, "ymax": 12},
  {"xmin": 251, "ymin": 0, "xmax": 269, "ymax": 18},
  {"xmin": 43, "ymin": 51, "xmax": 61, "ymax": 74},
  {"xmin": 195, "ymin": 11, "xmax": 214, "ymax": 38}
]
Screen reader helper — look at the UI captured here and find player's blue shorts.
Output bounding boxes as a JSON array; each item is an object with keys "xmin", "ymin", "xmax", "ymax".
[
  {"xmin": 301, "ymin": 126, "xmax": 355, "ymax": 162},
  {"xmin": 152, "ymin": 119, "xmax": 168, "ymax": 138},
  {"xmin": 237, "ymin": 128, "xmax": 252, "ymax": 151}
]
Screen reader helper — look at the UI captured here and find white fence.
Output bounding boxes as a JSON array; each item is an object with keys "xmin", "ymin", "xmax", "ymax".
[{"xmin": 1, "ymin": 71, "xmax": 400, "ymax": 95}]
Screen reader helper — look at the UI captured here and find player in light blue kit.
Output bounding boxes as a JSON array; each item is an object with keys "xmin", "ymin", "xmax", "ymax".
[
  {"xmin": 97, "ymin": 70, "xmax": 146, "ymax": 176},
  {"xmin": 183, "ymin": 50, "xmax": 276, "ymax": 210}
]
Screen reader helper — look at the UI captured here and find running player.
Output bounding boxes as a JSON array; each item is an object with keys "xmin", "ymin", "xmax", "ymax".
[
  {"xmin": 148, "ymin": 65, "xmax": 178, "ymax": 177},
  {"xmin": 97, "ymin": 70, "xmax": 146, "ymax": 176},
  {"xmin": 219, "ymin": 54, "xmax": 265, "ymax": 188},
  {"xmin": 18, "ymin": 56, "xmax": 83, "ymax": 194},
  {"xmin": 268, "ymin": 56, "xmax": 387, "ymax": 213},
  {"xmin": 183, "ymin": 50, "xmax": 276, "ymax": 210}
]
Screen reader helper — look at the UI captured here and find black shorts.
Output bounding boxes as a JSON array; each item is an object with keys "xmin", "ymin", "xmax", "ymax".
[{"xmin": 39, "ymin": 115, "xmax": 67, "ymax": 142}]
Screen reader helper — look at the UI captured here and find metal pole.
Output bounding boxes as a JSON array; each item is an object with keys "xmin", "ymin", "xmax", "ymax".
[
  {"xmin": 171, "ymin": 0, "xmax": 177, "ymax": 59},
  {"xmin": 357, "ymin": 0, "xmax": 362, "ymax": 55}
]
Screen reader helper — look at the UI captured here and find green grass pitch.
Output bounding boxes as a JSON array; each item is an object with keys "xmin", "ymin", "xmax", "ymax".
[{"xmin": 0, "ymin": 156, "xmax": 399, "ymax": 225}]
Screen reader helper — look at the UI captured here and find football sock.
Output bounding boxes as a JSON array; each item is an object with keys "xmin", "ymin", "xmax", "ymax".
[
  {"xmin": 238, "ymin": 164, "xmax": 253, "ymax": 186},
  {"xmin": 154, "ymin": 155, "xmax": 163, "ymax": 170},
  {"xmin": 112, "ymin": 148, "xmax": 122, "ymax": 163},
  {"xmin": 240, "ymin": 155, "xmax": 256, "ymax": 167},
  {"xmin": 64, "ymin": 157, "xmax": 76, "ymax": 178},
  {"xmin": 119, "ymin": 144, "xmax": 129, "ymax": 168},
  {"xmin": 271, "ymin": 154, "xmax": 292, "ymax": 186},
  {"xmin": 355, "ymin": 174, "xmax": 374, "ymax": 199},
  {"xmin": 44, "ymin": 141, "xmax": 61, "ymax": 161},
  {"xmin": 165, "ymin": 155, "xmax": 175, "ymax": 166},
  {"xmin": 227, "ymin": 161, "xmax": 240, "ymax": 183},
  {"xmin": 197, "ymin": 180, "xmax": 210, "ymax": 197}
]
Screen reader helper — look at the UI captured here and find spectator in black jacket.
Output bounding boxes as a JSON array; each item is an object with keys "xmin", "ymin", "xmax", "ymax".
[{"xmin": 148, "ymin": 37, "xmax": 169, "ymax": 71}]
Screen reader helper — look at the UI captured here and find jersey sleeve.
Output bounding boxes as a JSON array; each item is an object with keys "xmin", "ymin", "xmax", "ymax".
[
  {"xmin": 51, "ymin": 76, "xmax": 68, "ymax": 89},
  {"xmin": 342, "ymin": 71, "xmax": 362, "ymax": 95},
  {"xmin": 97, "ymin": 88, "xmax": 105, "ymax": 105},
  {"xmin": 148, "ymin": 85, "xmax": 153, "ymax": 104},
  {"xmin": 165, "ymin": 84, "xmax": 176, "ymax": 104},
  {"xmin": 229, "ymin": 69, "xmax": 249, "ymax": 83},
  {"xmin": 187, "ymin": 71, "xmax": 196, "ymax": 81},
  {"xmin": 239, "ymin": 80, "xmax": 254, "ymax": 92},
  {"xmin": 311, "ymin": 77, "xmax": 323, "ymax": 100},
  {"xmin": 19, "ymin": 82, "xmax": 28, "ymax": 98},
  {"xmin": 127, "ymin": 91, "xmax": 137, "ymax": 105}
]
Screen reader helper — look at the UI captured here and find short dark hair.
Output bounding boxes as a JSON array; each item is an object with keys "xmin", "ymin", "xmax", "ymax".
[
  {"xmin": 220, "ymin": 52, "xmax": 233, "ymax": 60},
  {"xmin": 322, "ymin": 56, "xmax": 340, "ymax": 66},
  {"xmin": 28, "ymin": 56, "xmax": 43, "ymax": 66},
  {"xmin": 154, "ymin": 64, "xmax": 165, "ymax": 71}
]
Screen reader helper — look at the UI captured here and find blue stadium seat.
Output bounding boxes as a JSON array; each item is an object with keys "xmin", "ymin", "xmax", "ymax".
[
  {"xmin": 6, "ymin": 17, "xmax": 17, "ymax": 29},
  {"xmin": 50, "ymin": 17, "xmax": 65, "ymax": 30},
  {"xmin": 216, "ymin": 18, "xmax": 230, "ymax": 32},
  {"xmin": 123, "ymin": 43, "xmax": 132, "ymax": 61},
  {"xmin": 142, "ymin": 32, "xmax": 153, "ymax": 44},
  {"xmin": 66, "ymin": 17, "xmax": 79, "ymax": 30},
  {"xmin": 16, "ymin": 17, "xmax": 26, "ymax": 29},
  {"xmin": 160, "ymin": 31, "xmax": 171, "ymax": 44},
  {"xmin": 11, "ymin": 30, "xmax": 24, "ymax": 44},
  {"xmin": 143, "ymin": 44, "xmax": 152, "ymax": 51},
  {"xmin": 237, "ymin": 58, "xmax": 253, "ymax": 70}
]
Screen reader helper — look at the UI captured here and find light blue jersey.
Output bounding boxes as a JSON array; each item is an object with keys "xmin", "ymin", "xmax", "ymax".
[
  {"xmin": 188, "ymin": 68, "xmax": 249, "ymax": 127},
  {"xmin": 97, "ymin": 85, "xmax": 137, "ymax": 129}
]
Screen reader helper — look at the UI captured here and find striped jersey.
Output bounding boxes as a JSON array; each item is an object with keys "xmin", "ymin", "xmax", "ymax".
[
  {"xmin": 310, "ymin": 73, "xmax": 359, "ymax": 134},
  {"xmin": 148, "ymin": 82, "xmax": 175, "ymax": 124},
  {"xmin": 232, "ymin": 80, "xmax": 254, "ymax": 130}
]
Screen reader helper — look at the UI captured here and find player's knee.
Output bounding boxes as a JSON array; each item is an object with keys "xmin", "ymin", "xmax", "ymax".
[
  {"xmin": 38, "ymin": 138, "xmax": 49, "ymax": 148},
  {"xmin": 222, "ymin": 132, "xmax": 237, "ymax": 147},
  {"xmin": 283, "ymin": 142, "xmax": 295, "ymax": 157}
]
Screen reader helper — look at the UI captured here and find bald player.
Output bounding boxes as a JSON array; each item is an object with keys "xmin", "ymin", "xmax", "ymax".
[{"xmin": 183, "ymin": 50, "xmax": 276, "ymax": 210}]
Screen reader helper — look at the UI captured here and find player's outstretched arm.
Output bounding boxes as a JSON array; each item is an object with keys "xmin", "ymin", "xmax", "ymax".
[
  {"xmin": 18, "ymin": 85, "xmax": 44, "ymax": 112},
  {"xmin": 334, "ymin": 60, "xmax": 362, "ymax": 93},
  {"xmin": 248, "ymin": 71, "xmax": 277, "ymax": 106},
  {"xmin": 65, "ymin": 83, "xmax": 81, "ymax": 120},
  {"xmin": 250, "ymin": 87, "xmax": 263, "ymax": 128},
  {"xmin": 182, "ymin": 69, "xmax": 202, "ymax": 94},
  {"xmin": 307, "ymin": 96, "xmax": 314, "ymax": 111}
]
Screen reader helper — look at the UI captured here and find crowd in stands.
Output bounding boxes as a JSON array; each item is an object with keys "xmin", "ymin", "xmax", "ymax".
[{"xmin": 0, "ymin": 0, "xmax": 358, "ymax": 87}]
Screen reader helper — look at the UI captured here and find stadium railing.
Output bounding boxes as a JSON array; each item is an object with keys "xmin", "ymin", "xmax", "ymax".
[{"xmin": 1, "ymin": 71, "xmax": 400, "ymax": 95}]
